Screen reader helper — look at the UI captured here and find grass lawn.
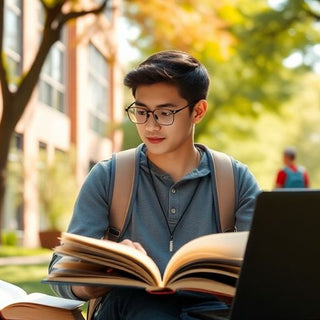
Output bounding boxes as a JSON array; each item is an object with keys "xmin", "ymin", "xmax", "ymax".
[
  {"xmin": 0, "ymin": 246, "xmax": 88, "ymax": 317},
  {"xmin": 0, "ymin": 263, "xmax": 53, "ymax": 295},
  {"xmin": 0, "ymin": 245, "xmax": 53, "ymax": 294},
  {"xmin": 0, "ymin": 245, "xmax": 51, "ymax": 257}
]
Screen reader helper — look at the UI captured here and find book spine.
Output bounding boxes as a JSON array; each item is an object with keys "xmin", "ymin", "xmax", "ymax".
[
  {"xmin": 0, "ymin": 312, "xmax": 7, "ymax": 320},
  {"xmin": 146, "ymin": 288, "xmax": 175, "ymax": 295}
]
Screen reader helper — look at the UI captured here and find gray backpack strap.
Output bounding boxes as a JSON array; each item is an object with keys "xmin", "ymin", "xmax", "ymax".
[
  {"xmin": 210, "ymin": 150, "xmax": 236, "ymax": 232},
  {"xmin": 106, "ymin": 148, "xmax": 137, "ymax": 241}
]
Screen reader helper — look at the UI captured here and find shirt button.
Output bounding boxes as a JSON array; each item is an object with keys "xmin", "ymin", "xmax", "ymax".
[
  {"xmin": 170, "ymin": 208, "xmax": 176, "ymax": 214},
  {"xmin": 171, "ymin": 188, "xmax": 176, "ymax": 194}
]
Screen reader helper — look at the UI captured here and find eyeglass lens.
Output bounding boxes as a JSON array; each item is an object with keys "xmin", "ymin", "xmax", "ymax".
[{"xmin": 128, "ymin": 105, "xmax": 174, "ymax": 125}]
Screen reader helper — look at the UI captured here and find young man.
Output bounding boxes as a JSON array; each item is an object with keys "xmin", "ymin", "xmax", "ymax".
[
  {"xmin": 275, "ymin": 146, "xmax": 310, "ymax": 188},
  {"xmin": 48, "ymin": 50, "xmax": 260, "ymax": 319}
]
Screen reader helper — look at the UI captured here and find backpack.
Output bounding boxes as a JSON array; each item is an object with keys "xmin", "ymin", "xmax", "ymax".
[
  {"xmin": 87, "ymin": 144, "xmax": 236, "ymax": 320},
  {"xmin": 283, "ymin": 166, "xmax": 306, "ymax": 188},
  {"xmin": 106, "ymin": 144, "xmax": 236, "ymax": 240}
]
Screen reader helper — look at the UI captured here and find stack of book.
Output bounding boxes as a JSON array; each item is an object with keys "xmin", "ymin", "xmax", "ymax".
[{"xmin": 0, "ymin": 280, "xmax": 84, "ymax": 320}]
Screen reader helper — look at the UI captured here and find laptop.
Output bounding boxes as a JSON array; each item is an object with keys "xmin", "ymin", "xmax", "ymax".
[{"xmin": 189, "ymin": 189, "xmax": 320, "ymax": 320}]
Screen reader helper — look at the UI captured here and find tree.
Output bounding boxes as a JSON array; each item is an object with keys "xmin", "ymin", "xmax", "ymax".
[
  {"xmin": 123, "ymin": 0, "xmax": 320, "ymax": 138},
  {"xmin": 0, "ymin": 0, "xmax": 107, "ymax": 243},
  {"xmin": 124, "ymin": 0, "xmax": 236, "ymax": 62},
  {"xmin": 195, "ymin": 0, "xmax": 320, "ymax": 138},
  {"xmin": 121, "ymin": 0, "xmax": 320, "ymax": 190}
]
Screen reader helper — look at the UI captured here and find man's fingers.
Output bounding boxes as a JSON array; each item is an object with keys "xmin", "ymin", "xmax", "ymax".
[
  {"xmin": 132, "ymin": 241, "xmax": 147, "ymax": 255},
  {"xmin": 120, "ymin": 239, "xmax": 147, "ymax": 255}
]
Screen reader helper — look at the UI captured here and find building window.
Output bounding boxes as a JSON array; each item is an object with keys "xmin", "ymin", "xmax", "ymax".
[
  {"xmin": 104, "ymin": 0, "xmax": 113, "ymax": 21},
  {"xmin": 13, "ymin": 132, "xmax": 23, "ymax": 151},
  {"xmin": 89, "ymin": 160, "xmax": 97, "ymax": 172},
  {"xmin": 38, "ymin": 19, "xmax": 66, "ymax": 113},
  {"xmin": 88, "ymin": 43, "xmax": 109, "ymax": 137},
  {"xmin": 5, "ymin": 133, "xmax": 24, "ymax": 231},
  {"xmin": 38, "ymin": 141, "xmax": 47, "ymax": 169},
  {"xmin": 8, "ymin": 132, "xmax": 23, "ymax": 163},
  {"xmin": 3, "ymin": 0, "xmax": 22, "ymax": 88}
]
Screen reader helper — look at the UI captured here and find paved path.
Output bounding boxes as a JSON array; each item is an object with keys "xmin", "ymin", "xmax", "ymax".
[{"xmin": 0, "ymin": 254, "xmax": 52, "ymax": 266}]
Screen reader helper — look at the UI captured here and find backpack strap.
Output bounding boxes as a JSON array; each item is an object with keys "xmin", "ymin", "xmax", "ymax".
[
  {"xmin": 106, "ymin": 148, "xmax": 137, "ymax": 242},
  {"xmin": 210, "ymin": 150, "xmax": 236, "ymax": 232}
]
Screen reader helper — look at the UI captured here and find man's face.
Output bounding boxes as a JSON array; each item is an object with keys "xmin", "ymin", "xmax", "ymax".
[
  {"xmin": 133, "ymin": 82, "xmax": 195, "ymax": 156},
  {"xmin": 284, "ymin": 154, "xmax": 294, "ymax": 166}
]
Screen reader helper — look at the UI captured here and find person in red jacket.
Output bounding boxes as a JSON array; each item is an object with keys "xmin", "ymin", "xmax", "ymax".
[{"xmin": 275, "ymin": 147, "xmax": 310, "ymax": 188}]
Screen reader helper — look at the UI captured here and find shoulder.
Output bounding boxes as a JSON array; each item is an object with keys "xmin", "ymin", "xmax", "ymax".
[
  {"xmin": 199, "ymin": 144, "xmax": 252, "ymax": 176},
  {"xmin": 297, "ymin": 165, "xmax": 307, "ymax": 173},
  {"xmin": 77, "ymin": 159, "xmax": 113, "ymax": 196},
  {"xmin": 88, "ymin": 144, "xmax": 144, "ymax": 179},
  {"xmin": 279, "ymin": 166, "xmax": 287, "ymax": 173},
  {"xmin": 89, "ymin": 159, "xmax": 113, "ymax": 177},
  {"xmin": 230, "ymin": 157, "xmax": 259, "ymax": 188},
  {"xmin": 197, "ymin": 144, "xmax": 260, "ymax": 188}
]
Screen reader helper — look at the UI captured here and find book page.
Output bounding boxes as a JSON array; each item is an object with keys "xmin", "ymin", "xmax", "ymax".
[
  {"xmin": 58, "ymin": 233, "xmax": 162, "ymax": 285},
  {"xmin": 0, "ymin": 280, "xmax": 26, "ymax": 309},
  {"xmin": 0, "ymin": 280, "xmax": 83, "ymax": 310},
  {"xmin": 165, "ymin": 277, "xmax": 236, "ymax": 297},
  {"xmin": 53, "ymin": 257, "xmax": 156, "ymax": 285},
  {"xmin": 163, "ymin": 231, "xmax": 249, "ymax": 285},
  {"xmin": 46, "ymin": 275, "xmax": 152, "ymax": 289},
  {"xmin": 12, "ymin": 293, "xmax": 84, "ymax": 310}
]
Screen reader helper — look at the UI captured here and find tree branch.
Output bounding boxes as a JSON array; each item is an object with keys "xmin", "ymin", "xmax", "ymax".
[
  {"xmin": 11, "ymin": 0, "xmax": 108, "ymax": 122},
  {"xmin": 56, "ymin": 0, "xmax": 107, "ymax": 30},
  {"xmin": 39, "ymin": 0, "xmax": 50, "ymax": 10},
  {"xmin": 0, "ymin": 0, "xmax": 10, "ymax": 101},
  {"xmin": 44, "ymin": 1, "xmax": 65, "ymax": 32},
  {"xmin": 302, "ymin": 2, "xmax": 320, "ymax": 21}
]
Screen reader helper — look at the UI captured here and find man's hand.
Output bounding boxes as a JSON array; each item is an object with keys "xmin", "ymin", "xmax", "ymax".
[
  {"xmin": 71, "ymin": 285, "xmax": 111, "ymax": 301},
  {"xmin": 71, "ymin": 239, "xmax": 146, "ymax": 301},
  {"xmin": 120, "ymin": 239, "xmax": 147, "ymax": 255}
]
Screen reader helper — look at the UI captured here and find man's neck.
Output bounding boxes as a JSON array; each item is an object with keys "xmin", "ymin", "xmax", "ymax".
[{"xmin": 147, "ymin": 145, "xmax": 200, "ymax": 182}]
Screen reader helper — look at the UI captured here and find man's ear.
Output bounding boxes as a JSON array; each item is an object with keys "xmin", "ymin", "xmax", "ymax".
[{"xmin": 192, "ymin": 100, "xmax": 207, "ymax": 124}]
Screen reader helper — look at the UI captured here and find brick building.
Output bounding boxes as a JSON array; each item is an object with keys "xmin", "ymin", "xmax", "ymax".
[{"xmin": 1, "ymin": 0, "xmax": 123, "ymax": 247}]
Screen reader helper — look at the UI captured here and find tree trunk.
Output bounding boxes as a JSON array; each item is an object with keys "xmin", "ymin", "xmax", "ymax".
[
  {"xmin": 0, "ymin": 0, "xmax": 108, "ymax": 245},
  {"xmin": 0, "ymin": 110, "xmax": 17, "ymax": 244}
]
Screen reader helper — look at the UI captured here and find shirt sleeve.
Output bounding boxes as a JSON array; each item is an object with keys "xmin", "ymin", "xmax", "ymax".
[
  {"xmin": 67, "ymin": 160, "xmax": 113, "ymax": 238},
  {"xmin": 48, "ymin": 253, "xmax": 81, "ymax": 300},
  {"xmin": 275, "ymin": 169, "xmax": 286, "ymax": 187},
  {"xmin": 303, "ymin": 171, "xmax": 310, "ymax": 188},
  {"xmin": 232, "ymin": 160, "xmax": 261, "ymax": 231},
  {"xmin": 48, "ymin": 159, "xmax": 113, "ymax": 299}
]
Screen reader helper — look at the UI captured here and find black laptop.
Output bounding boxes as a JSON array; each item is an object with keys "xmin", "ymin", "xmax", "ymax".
[{"xmin": 189, "ymin": 190, "xmax": 320, "ymax": 320}]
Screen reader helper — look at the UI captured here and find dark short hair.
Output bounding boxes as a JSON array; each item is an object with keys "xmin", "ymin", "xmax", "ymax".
[
  {"xmin": 284, "ymin": 146, "xmax": 296, "ymax": 160},
  {"xmin": 124, "ymin": 50, "xmax": 209, "ymax": 106}
]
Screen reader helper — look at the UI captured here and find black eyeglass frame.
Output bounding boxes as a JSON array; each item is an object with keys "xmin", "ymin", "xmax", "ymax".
[{"xmin": 125, "ymin": 101, "xmax": 198, "ymax": 126}]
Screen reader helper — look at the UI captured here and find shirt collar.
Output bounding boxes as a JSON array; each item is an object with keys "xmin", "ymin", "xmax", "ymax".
[{"xmin": 139, "ymin": 144, "xmax": 211, "ymax": 182}]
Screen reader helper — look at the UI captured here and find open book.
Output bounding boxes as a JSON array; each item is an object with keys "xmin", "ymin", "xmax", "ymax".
[
  {"xmin": 47, "ymin": 231, "xmax": 249, "ymax": 298},
  {"xmin": 0, "ymin": 280, "xmax": 84, "ymax": 320}
]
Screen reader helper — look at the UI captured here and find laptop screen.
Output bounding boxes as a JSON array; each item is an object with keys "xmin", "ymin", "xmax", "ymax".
[{"xmin": 230, "ymin": 190, "xmax": 320, "ymax": 320}]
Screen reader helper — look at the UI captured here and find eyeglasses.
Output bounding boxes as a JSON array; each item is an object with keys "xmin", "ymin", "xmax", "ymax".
[{"xmin": 125, "ymin": 101, "xmax": 196, "ymax": 126}]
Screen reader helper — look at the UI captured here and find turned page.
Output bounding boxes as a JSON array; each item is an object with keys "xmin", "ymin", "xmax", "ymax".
[
  {"xmin": 11, "ymin": 292, "xmax": 84, "ymax": 309},
  {"xmin": 0, "ymin": 280, "xmax": 83, "ymax": 310},
  {"xmin": 163, "ymin": 231, "xmax": 249, "ymax": 285},
  {"xmin": 0, "ymin": 280, "xmax": 27, "ymax": 309},
  {"xmin": 59, "ymin": 232, "xmax": 162, "ymax": 284}
]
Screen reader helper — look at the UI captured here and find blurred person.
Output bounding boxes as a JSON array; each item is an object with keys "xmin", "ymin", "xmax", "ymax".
[{"xmin": 275, "ymin": 146, "xmax": 310, "ymax": 188}]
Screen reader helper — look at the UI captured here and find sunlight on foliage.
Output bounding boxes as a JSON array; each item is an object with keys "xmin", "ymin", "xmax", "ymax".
[{"xmin": 198, "ymin": 72, "xmax": 320, "ymax": 190}]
